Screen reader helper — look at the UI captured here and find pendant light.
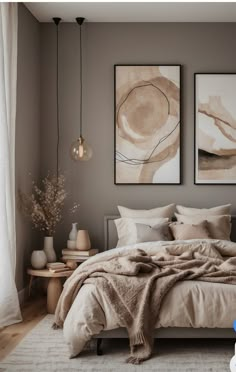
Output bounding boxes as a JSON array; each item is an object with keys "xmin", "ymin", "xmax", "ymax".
[
  {"xmin": 53, "ymin": 17, "xmax": 61, "ymax": 177},
  {"xmin": 70, "ymin": 17, "xmax": 93, "ymax": 161}
]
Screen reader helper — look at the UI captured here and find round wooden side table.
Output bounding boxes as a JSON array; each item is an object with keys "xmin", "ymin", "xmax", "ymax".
[{"xmin": 27, "ymin": 268, "xmax": 74, "ymax": 314}]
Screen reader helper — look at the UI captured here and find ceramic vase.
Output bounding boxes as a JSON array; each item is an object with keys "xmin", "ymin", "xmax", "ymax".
[
  {"xmin": 43, "ymin": 236, "xmax": 57, "ymax": 262},
  {"xmin": 31, "ymin": 250, "xmax": 47, "ymax": 269},
  {"xmin": 76, "ymin": 230, "xmax": 91, "ymax": 251},
  {"xmin": 67, "ymin": 240, "xmax": 77, "ymax": 249},
  {"xmin": 69, "ymin": 222, "xmax": 78, "ymax": 241}
]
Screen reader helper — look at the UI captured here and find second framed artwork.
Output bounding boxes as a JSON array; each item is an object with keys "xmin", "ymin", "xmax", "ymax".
[
  {"xmin": 114, "ymin": 65, "xmax": 181, "ymax": 185},
  {"xmin": 195, "ymin": 73, "xmax": 236, "ymax": 184}
]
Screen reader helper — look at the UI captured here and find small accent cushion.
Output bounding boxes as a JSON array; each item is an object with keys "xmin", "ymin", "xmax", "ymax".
[
  {"xmin": 117, "ymin": 204, "xmax": 175, "ymax": 219},
  {"xmin": 135, "ymin": 223, "xmax": 173, "ymax": 243},
  {"xmin": 114, "ymin": 217, "xmax": 169, "ymax": 247},
  {"xmin": 170, "ymin": 221, "xmax": 211, "ymax": 240},
  {"xmin": 175, "ymin": 213, "xmax": 231, "ymax": 241},
  {"xmin": 176, "ymin": 204, "xmax": 231, "ymax": 216}
]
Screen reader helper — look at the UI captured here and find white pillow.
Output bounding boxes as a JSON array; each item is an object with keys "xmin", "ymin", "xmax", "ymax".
[
  {"xmin": 114, "ymin": 217, "xmax": 169, "ymax": 247},
  {"xmin": 117, "ymin": 204, "xmax": 175, "ymax": 219},
  {"xmin": 176, "ymin": 204, "xmax": 231, "ymax": 216},
  {"xmin": 175, "ymin": 213, "xmax": 231, "ymax": 240}
]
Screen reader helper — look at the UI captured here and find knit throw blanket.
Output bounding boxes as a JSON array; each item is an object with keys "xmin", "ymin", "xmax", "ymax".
[{"xmin": 53, "ymin": 240, "xmax": 236, "ymax": 364}]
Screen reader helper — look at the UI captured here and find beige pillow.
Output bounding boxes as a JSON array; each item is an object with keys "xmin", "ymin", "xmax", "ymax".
[
  {"xmin": 114, "ymin": 217, "xmax": 169, "ymax": 247},
  {"xmin": 170, "ymin": 221, "xmax": 211, "ymax": 240},
  {"xmin": 175, "ymin": 213, "xmax": 231, "ymax": 240},
  {"xmin": 176, "ymin": 204, "xmax": 231, "ymax": 216},
  {"xmin": 117, "ymin": 204, "xmax": 175, "ymax": 219}
]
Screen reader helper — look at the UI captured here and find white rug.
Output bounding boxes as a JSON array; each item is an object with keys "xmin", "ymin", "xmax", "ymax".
[{"xmin": 0, "ymin": 315, "xmax": 233, "ymax": 372}]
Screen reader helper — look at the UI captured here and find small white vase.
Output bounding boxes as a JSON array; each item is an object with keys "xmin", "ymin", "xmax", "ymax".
[
  {"xmin": 76, "ymin": 230, "xmax": 91, "ymax": 251},
  {"xmin": 43, "ymin": 236, "xmax": 57, "ymax": 263},
  {"xmin": 31, "ymin": 250, "xmax": 47, "ymax": 269},
  {"xmin": 69, "ymin": 222, "xmax": 78, "ymax": 241},
  {"xmin": 67, "ymin": 240, "xmax": 77, "ymax": 249}
]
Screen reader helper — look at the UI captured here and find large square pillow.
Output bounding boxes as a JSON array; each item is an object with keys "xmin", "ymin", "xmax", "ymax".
[
  {"xmin": 176, "ymin": 204, "xmax": 231, "ymax": 216},
  {"xmin": 117, "ymin": 204, "xmax": 175, "ymax": 219},
  {"xmin": 175, "ymin": 213, "xmax": 231, "ymax": 240},
  {"xmin": 114, "ymin": 217, "xmax": 169, "ymax": 247}
]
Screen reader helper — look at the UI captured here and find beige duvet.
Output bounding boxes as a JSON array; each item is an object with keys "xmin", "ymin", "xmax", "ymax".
[{"xmin": 61, "ymin": 239, "xmax": 236, "ymax": 358}]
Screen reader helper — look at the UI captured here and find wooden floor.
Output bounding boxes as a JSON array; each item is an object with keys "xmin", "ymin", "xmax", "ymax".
[{"xmin": 0, "ymin": 296, "xmax": 47, "ymax": 361}]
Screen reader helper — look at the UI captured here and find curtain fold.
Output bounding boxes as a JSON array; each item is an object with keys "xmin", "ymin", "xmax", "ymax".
[{"xmin": 0, "ymin": 3, "xmax": 22, "ymax": 327}]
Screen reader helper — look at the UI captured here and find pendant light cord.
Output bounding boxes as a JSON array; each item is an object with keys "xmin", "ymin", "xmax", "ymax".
[
  {"xmin": 53, "ymin": 17, "xmax": 61, "ymax": 180},
  {"xmin": 56, "ymin": 23, "xmax": 60, "ymax": 179},
  {"xmin": 79, "ymin": 23, "xmax": 83, "ymax": 138},
  {"xmin": 76, "ymin": 17, "xmax": 85, "ymax": 138}
]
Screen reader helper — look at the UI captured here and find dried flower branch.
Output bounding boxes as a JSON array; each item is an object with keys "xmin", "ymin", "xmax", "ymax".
[
  {"xmin": 69, "ymin": 202, "xmax": 80, "ymax": 214},
  {"xmin": 19, "ymin": 174, "xmax": 68, "ymax": 236}
]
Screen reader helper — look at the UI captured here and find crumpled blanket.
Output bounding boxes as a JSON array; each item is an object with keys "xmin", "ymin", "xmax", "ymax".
[{"xmin": 53, "ymin": 239, "xmax": 236, "ymax": 364}]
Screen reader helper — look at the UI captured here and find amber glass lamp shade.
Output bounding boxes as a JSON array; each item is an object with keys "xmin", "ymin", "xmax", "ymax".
[{"xmin": 70, "ymin": 136, "xmax": 93, "ymax": 161}]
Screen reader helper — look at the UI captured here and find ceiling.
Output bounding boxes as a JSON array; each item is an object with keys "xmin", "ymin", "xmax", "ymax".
[{"xmin": 25, "ymin": 2, "xmax": 236, "ymax": 23}]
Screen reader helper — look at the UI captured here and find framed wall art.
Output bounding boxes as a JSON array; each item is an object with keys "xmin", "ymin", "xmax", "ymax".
[
  {"xmin": 114, "ymin": 65, "xmax": 181, "ymax": 185},
  {"xmin": 195, "ymin": 73, "xmax": 236, "ymax": 184}
]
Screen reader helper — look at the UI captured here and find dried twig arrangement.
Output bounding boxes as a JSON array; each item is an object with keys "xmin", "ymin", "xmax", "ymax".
[{"xmin": 19, "ymin": 174, "xmax": 68, "ymax": 236}]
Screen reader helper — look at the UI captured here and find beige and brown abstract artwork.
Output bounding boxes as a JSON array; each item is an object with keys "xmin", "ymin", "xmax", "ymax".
[
  {"xmin": 115, "ymin": 65, "xmax": 181, "ymax": 184},
  {"xmin": 195, "ymin": 74, "xmax": 236, "ymax": 184}
]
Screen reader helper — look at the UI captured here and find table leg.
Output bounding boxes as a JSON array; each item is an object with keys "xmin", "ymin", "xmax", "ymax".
[
  {"xmin": 28, "ymin": 275, "xmax": 33, "ymax": 297},
  {"xmin": 47, "ymin": 277, "xmax": 62, "ymax": 314}
]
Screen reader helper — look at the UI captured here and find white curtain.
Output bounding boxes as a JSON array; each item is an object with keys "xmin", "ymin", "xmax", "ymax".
[{"xmin": 0, "ymin": 3, "xmax": 22, "ymax": 327}]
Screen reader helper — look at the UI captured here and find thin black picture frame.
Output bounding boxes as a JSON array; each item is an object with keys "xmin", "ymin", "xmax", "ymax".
[
  {"xmin": 194, "ymin": 72, "xmax": 236, "ymax": 185},
  {"xmin": 114, "ymin": 64, "xmax": 182, "ymax": 185}
]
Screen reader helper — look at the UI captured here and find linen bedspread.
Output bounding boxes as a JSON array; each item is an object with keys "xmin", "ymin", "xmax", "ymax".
[{"xmin": 53, "ymin": 239, "xmax": 236, "ymax": 363}]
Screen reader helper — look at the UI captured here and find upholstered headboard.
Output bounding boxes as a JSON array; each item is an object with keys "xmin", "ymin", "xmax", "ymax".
[
  {"xmin": 104, "ymin": 216, "xmax": 119, "ymax": 250},
  {"xmin": 104, "ymin": 215, "xmax": 236, "ymax": 251}
]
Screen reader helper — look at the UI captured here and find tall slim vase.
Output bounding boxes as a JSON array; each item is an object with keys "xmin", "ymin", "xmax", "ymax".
[
  {"xmin": 69, "ymin": 222, "xmax": 78, "ymax": 241},
  {"xmin": 44, "ymin": 236, "xmax": 57, "ymax": 263}
]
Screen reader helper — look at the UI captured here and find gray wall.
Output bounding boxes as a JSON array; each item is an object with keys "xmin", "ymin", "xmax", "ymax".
[
  {"xmin": 15, "ymin": 4, "xmax": 41, "ymax": 291},
  {"xmin": 40, "ymin": 22, "xmax": 236, "ymax": 253},
  {"xmin": 14, "ymin": 17, "xmax": 236, "ymax": 289}
]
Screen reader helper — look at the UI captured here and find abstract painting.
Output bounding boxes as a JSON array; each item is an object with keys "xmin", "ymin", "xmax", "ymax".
[
  {"xmin": 195, "ymin": 73, "xmax": 236, "ymax": 184},
  {"xmin": 114, "ymin": 65, "xmax": 181, "ymax": 184}
]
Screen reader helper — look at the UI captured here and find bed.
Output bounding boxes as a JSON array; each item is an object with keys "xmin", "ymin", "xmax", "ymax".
[
  {"xmin": 93, "ymin": 216, "xmax": 236, "ymax": 351},
  {"xmin": 58, "ymin": 214, "xmax": 236, "ymax": 359}
]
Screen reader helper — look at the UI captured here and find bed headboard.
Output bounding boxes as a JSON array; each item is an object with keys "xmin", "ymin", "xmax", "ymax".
[
  {"xmin": 104, "ymin": 215, "xmax": 119, "ymax": 251},
  {"xmin": 104, "ymin": 215, "xmax": 236, "ymax": 251}
]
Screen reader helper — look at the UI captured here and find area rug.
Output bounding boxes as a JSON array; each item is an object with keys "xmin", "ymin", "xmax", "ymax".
[{"xmin": 0, "ymin": 315, "xmax": 233, "ymax": 371}]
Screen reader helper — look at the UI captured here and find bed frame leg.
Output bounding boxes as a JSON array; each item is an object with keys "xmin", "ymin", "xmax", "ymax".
[{"xmin": 96, "ymin": 338, "xmax": 103, "ymax": 356}]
